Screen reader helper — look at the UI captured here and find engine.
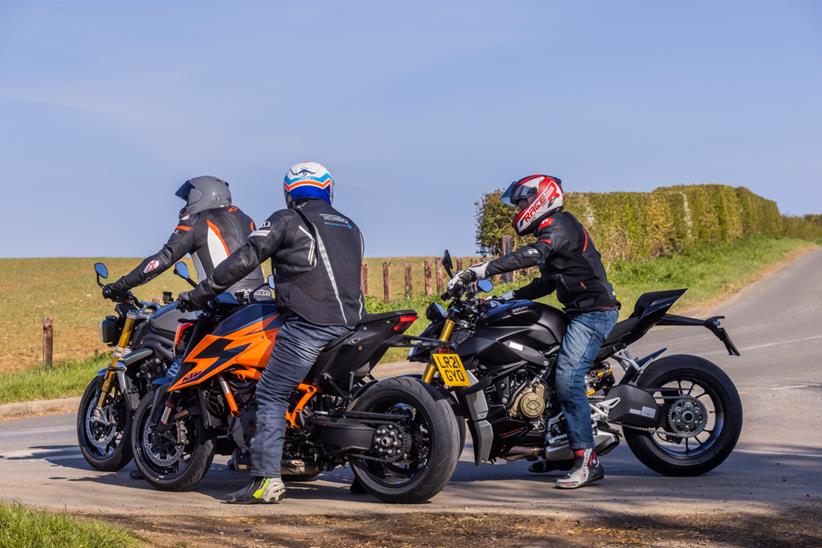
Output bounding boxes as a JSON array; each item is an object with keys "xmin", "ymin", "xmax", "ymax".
[{"xmin": 508, "ymin": 382, "xmax": 547, "ymax": 420}]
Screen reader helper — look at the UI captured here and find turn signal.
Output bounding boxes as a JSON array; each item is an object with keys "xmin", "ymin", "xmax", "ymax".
[{"xmin": 174, "ymin": 322, "xmax": 194, "ymax": 347}]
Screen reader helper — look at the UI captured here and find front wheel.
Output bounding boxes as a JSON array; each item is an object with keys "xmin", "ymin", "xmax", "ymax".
[
  {"xmin": 131, "ymin": 391, "xmax": 215, "ymax": 491},
  {"xmin": 76, "ymin": 376, "xmax": 133, "ymax": 471},
  {"xmin": 349, "ymin": 377, "xmax": 460, "ymax": 503},
  {"xmin": 624, "ymin": 354, "xmax": 743, "ymax": 476}
]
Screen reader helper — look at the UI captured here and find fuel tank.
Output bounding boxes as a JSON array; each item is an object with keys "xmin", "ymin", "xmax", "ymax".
[
  {"xmin": 456, "ymin": 300, "xmax": 567, "ymax": 367},
  {"xmin": 148, "ymin": 302, "xmax": 199, "ymax": 337}
]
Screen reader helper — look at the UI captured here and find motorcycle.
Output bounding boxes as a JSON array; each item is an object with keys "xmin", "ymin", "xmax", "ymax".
[
  {"xmin": 130, "ymin": 263, "xmax": 461, "ymax": 503},
  {"xmin": 76, "ymin": 262, "xmax": 197, "ymax": 471},
  {"xmin": 408, "ymin": 251, "xmax": 743, "ymax": 477}
]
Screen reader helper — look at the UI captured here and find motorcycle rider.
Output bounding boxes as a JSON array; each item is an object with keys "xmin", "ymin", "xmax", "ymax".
[
  {"xmin": 103, "ymin": 176, "xmax": 267, "ymax": 479},
  {"xmin": 179, "ymin": 162, "xmax": 364, "ymax": 504},
  {"xmin": 448, "ymin": 174, "xmax": 619, "ymax": 489}
]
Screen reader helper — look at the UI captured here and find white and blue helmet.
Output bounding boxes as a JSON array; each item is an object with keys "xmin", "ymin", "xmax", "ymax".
[{"xmin": 283, "ymin": 161, "xmax": 334, "ymax": 206}]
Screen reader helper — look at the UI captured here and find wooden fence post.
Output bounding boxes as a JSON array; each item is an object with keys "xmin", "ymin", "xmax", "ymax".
[
  {"xmin": 424, "ymin": 259, "xmax": 433, "ymax": 297},
  {"xmin": 500, "ymin": 236, "xmax": 513, "ymax": 283},
  {"xmin": 43, "ymin": 317, "xmax": 54, "ymax": 367},
  {"xmin": 382, "ymin": 262, "xmax": 392, "ymax": 303},
  {"xmin": 435, "ymin": 261, "xmax": 443, "ymax": 293},
  {"xmin": 404, "ymin": 264, "xmax": 413, "ymax": 299},
  {"xmin": 361, "ymin": 263, "xmax": 369, "ymax": 296}
]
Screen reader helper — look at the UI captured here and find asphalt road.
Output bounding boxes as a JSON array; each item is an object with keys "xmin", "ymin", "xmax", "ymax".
[{"xmin": 1, "ymin": 250, "xmax": 821, "ymax": 522}]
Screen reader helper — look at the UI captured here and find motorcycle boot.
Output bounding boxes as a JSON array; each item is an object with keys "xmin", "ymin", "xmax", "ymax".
[
  {"xmin": 224, "ymin": 477, "xmax": 286, "ymax": 504},
  {"xmin": 555, "ymin": 448, "xmax": 604, "ymax": 489},
  {"xmin": 227, "ymin": 448, "xmax": 251, "ymax": 472}
]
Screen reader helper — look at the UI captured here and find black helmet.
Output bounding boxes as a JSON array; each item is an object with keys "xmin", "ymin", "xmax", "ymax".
[{"xmin": 175, "ymin": 176, "xmax": 232, "ymax": 216}]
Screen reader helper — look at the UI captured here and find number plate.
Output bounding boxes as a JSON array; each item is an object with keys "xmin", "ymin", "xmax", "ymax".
[{"xmin": 432, "ymin": 353, "xmax": 471, "ymax": 387}]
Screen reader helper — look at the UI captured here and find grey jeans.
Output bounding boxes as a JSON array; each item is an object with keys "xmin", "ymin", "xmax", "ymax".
[{"xmin": 250, "ymin": 315, "xmax": 352, "ymax": 478}]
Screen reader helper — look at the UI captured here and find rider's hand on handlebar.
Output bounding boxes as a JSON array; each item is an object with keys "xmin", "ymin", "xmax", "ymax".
[
  {"xmin": 447, "ymin": 269, "xmax": 477, "ymax": 293},
  {"xmin": 177, "ymin": 290, "xmax": 196, "ymax": 312},
  {"xmin": 102, "ymin": 284, "xmax": 125, "ymax": 302}
]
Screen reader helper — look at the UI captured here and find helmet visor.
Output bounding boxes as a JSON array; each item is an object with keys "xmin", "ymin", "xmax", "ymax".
[
  {"xmin": 175, "ymin": 181, "xmax": 193, "ymax": 201},
  {"xmin": 501, "ymin": 180, "xmax": 537, "ymax": 211}
]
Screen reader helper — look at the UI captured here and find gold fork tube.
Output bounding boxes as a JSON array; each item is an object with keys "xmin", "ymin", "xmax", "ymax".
[
  {"xmin": 422, "ymin": 319, "xmax": 456, "ymax": 384},
  {"xmin": 96, "ymin": 315, "xmax": 136, "ymax": 408}
]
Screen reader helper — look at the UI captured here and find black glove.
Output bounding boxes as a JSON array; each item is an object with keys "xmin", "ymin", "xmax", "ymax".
[
  {"xmin": 177, "ymin": 291, "xmax": 195, "ymax": 312},
  {"xmin": 102, "ymin": 284, "xmax": 124, "ymax": 301}
]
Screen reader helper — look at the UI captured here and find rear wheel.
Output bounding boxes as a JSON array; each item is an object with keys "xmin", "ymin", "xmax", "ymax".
[
  {"xmin": 349, "ymin": 377, "xmax": 460, "ymax": 503},
  {"xmin": 131, "ymin": 392, "xmax": 215, "ymax": 491},
  {"xmin": 624, "ymin": 355, "xmax": 742, "ymax": 476},
  {"xmin": 77, "ymin": 376, "xmax": 133, "ymax": 471}
]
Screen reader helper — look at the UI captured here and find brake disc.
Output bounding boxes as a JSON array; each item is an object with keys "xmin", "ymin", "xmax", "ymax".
[
  {"xmin": 86, "ymin": 404, "xmax": 117, "ymax": 450},
  {"xmin": 143, "ymin": 420, "xmax": 186, "ymax": 467}
]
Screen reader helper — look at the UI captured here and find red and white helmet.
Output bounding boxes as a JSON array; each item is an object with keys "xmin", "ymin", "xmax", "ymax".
[{"xmin": 501, "ymin": 174, "xmax": 564, "ymax": 235}]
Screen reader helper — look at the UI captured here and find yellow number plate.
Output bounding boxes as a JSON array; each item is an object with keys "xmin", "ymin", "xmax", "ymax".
[{"xmin": 432, "ymin": 353, "xmax": 471, "ymax": 387}]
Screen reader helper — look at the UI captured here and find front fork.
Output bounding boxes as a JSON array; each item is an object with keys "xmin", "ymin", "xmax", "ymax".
[
  {"xmin": 422, "ymin": 319, "xmax": 455, "ymax": 383},
  {"xmin": 95, "ymin": 313, "xmax": 137, "ymax": 412}
]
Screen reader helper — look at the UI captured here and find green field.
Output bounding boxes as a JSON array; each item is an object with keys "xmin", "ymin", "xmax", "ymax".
[
  {"xmin": 0, "ymin": 255, "xmax": 474, "ymax": 373},
  {"xmin": 0, "ymin": 237, "xmax": 815, "ymax": 403},
  {"xmin": 0, "ymin": 502, "xmax": 137, "ymax": 547}
]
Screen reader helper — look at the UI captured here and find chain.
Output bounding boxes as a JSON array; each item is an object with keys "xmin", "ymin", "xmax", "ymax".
[{"xmin": 613, "ymin": 422, "xmax": 701, "ymax": 438}]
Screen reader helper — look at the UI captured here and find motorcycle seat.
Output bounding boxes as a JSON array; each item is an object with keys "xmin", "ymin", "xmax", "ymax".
[{"xmin": 601, "ymin": 317, "xmax": 639, "ymax": 347}]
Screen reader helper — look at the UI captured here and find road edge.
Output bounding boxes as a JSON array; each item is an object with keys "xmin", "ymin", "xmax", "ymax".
[{"xmin": 0, "ymin": 396, "xmax": 80, "ymax": 421}]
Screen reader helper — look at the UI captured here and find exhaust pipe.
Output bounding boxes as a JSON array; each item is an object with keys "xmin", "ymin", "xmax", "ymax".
[{"xmin": 502, "ymin": 446, "xmax": 542, "ymax": 461}]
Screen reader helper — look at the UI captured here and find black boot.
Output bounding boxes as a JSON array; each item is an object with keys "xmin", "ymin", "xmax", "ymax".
[
  {"xmin": 129, "ymin": 469, "xmax": 145, "ymax": 480},
  {"xmin": 350, "ymin": 477, "xmax": 366, "ymax": 494},
  {"xmin": 223, "ymin": 477, "xmax": 286, "ymax": 504}
]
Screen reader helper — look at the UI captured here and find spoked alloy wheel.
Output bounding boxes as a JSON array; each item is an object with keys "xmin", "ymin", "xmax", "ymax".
[
  {"xmin": 350, "ymin": 377, "xmax": 460, "ymax": 503},
  {"xmin": 131, "ymin": 392, "xmax": 215, "ymax": 491},
  {"xmin": 624, "ymin": 355, "xmax": 742, "ymax": 476},
  {"xmin": 76, "ymin": 376, "xmax": 133, "ymax": 471}
]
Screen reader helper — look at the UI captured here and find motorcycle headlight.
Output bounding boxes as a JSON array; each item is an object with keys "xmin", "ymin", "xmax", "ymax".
[{"xmin": 99, "ymin": 315, "xmax": 122, "ymax": 346}]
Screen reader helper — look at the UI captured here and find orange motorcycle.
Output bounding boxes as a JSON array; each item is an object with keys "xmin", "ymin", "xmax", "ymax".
[{"xmin": 130, "ymin": 263, "xmax": 460, "ymax": 503}]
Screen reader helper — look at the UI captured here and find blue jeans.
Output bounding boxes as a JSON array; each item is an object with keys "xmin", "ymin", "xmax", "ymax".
[
  {"xmin": 250, "ymin": 315, "xmax": 352, "ymax": 478},
  {"xmin": 555, "ymin": 309, "xmax": 618, "ymax": 451}
]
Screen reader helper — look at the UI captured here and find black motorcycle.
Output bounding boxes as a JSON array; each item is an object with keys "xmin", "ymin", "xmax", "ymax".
[
  {"xmin": 408, "ymin": 252, "xmax": 743, "ymax": 477},
  {"xmin": 76, "ymin": 262, "xmax": 197, "ymax": 471}
]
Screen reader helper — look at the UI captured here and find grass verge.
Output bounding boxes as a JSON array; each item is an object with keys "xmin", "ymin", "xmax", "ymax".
[
  {"xmin": 0, "ymin": 502, "xmax": 138, "ymax": 547},
  {"xmin": 0, "ymin": 357, "xmax": 106, "ymax": 405}
]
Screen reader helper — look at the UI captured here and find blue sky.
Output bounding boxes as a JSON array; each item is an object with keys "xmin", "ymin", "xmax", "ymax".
[{"xmin": 1, "ymin": 1, "xmax": 820, "ymax": 258}]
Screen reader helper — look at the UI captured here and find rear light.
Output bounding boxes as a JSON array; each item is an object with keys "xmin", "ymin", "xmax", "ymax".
[
  {"xmin": 174, "ymin": 322, "xmax": 194, "ymax": 347},
  {"xmin": 393, "ymin": 315, "xmax": 418, "ymax": 332}
]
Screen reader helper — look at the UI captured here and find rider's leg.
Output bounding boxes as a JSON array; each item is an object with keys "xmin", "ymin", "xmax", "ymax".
[
  {"xmin": 553, "ymin": 309, "xmax": 617, "ymax": 488},
  {"xmin": 224, "ymin": 315, "xmax": 351, "ymax": 504}
]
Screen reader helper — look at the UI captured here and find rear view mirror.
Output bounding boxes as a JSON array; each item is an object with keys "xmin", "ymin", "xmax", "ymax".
[
  {"xmin": 174, "ymin": 262, "xmax": 189, "ymax": 280},
  {"xmin": 442, "ymin": 250, "xmax": 454, "ymax": 278},
  {"xmin": 477, "ymin": 279, "xmax": 494, "ymax": 293},
  {"xmin": 94, "ymin": 262, "xmax": 108, "ymax": 279},
  {"xmin": 267, "ymin": 275, "xmax": 276, "ymax": 289},
  {"xmin": 174, "ymin": 262, "xmax": 197, "ymax": 288}
]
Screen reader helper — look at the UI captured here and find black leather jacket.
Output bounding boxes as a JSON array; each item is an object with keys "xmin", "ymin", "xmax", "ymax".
[
  {"xmin": 189, "ymin": 199, "xmax": 365, "ymax": 326},
  {"xmin": 484, "ymin": 211, "xmax": 619, "ymax": 314},
  {"xmin": 110, "ymin": 205, "xmax": 266, "ymax": 295}
]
